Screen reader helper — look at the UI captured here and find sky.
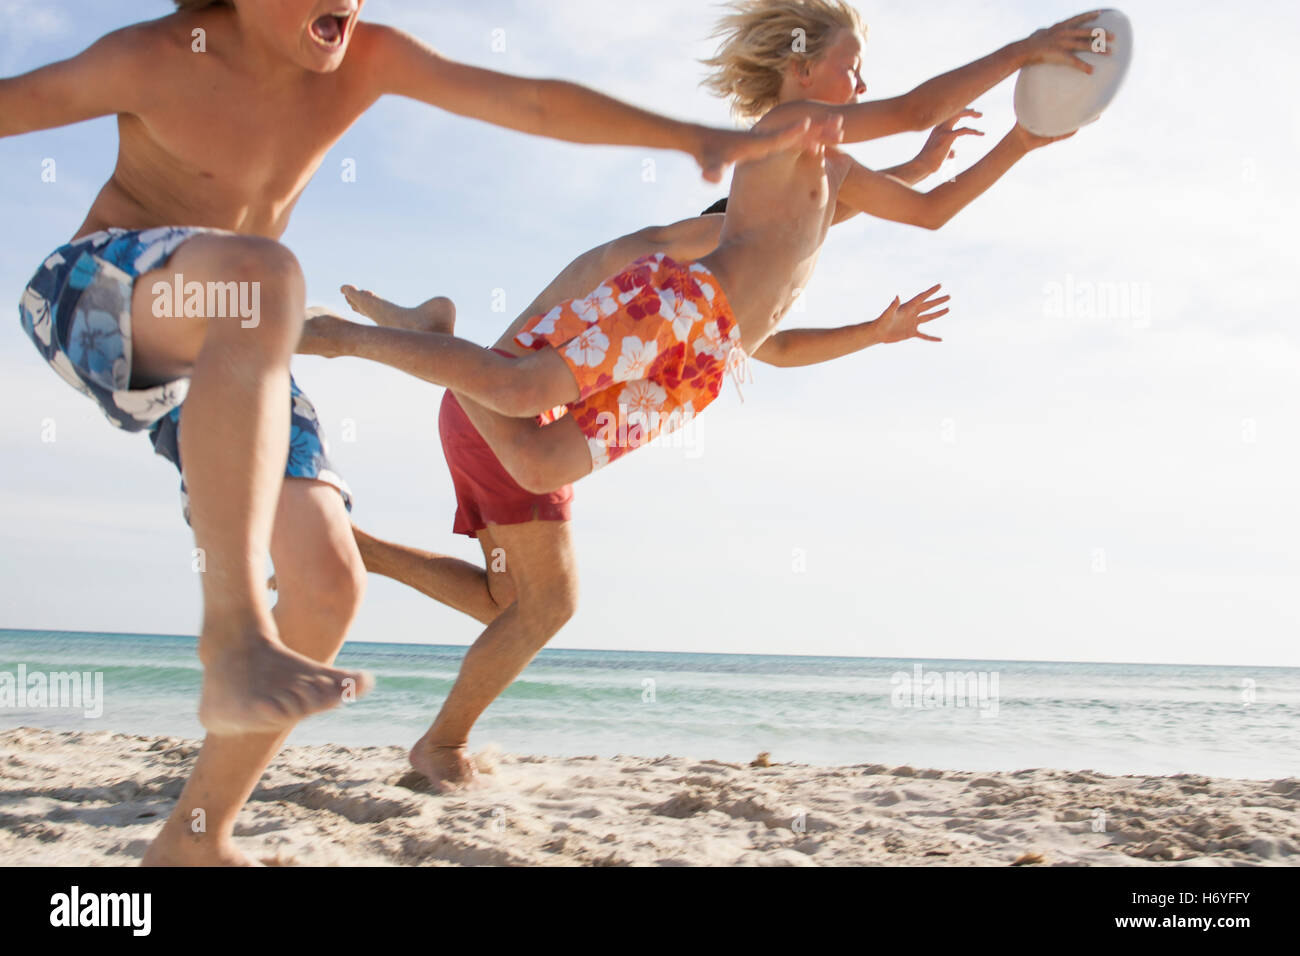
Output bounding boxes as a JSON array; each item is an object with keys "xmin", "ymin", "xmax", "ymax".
[{"xmin": 0, "ymin": 0, "xmax": 1296, "ymax": 666}]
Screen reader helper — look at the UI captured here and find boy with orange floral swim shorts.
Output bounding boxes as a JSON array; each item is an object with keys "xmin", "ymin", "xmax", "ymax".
[
  {"xmin": 301, "ymin": 2, "xmax": 1103, "ymax": 792},
  {"xmin": 516, "ymin": 253, "xmax": 744, "ymax": 471}
]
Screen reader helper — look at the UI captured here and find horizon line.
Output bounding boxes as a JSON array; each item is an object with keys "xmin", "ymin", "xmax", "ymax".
[{"xmin": 0, "ymin": 627, "xmax": 1293, "ymax": 672}]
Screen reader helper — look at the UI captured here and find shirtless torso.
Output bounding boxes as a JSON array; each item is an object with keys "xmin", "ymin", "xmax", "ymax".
[
  {"xmin": 73, "ymin": 11, "xmax": 384, "ymax": 241},
  {"xmin": 700, "ymin": 104, "xmax": 857, "ymax": 354}
]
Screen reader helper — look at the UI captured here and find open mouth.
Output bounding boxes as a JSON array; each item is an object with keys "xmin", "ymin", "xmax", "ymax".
[{"xmin": 309, "ymin": 9, "xmax": 354, "ymax": 50}]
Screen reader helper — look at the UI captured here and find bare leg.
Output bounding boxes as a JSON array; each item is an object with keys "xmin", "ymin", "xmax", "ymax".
[
  {"xmin": 338, "ymin": 285, "xmax": 456, "ymax": 334},
  {"xmin": 310, "ymin": 282, "xmax": 596, "ymax": 494},
  {"xmin": 130, "ymin": 235, "xmax": 372, "ymax": 736},
  {"xmin": 455, "ymin": 394, "xmax": 594, "ymax": 494},
  {"xmin": 301, "ymin": 292, "xmax": 506, "ymax": 624},
  {"xmin": 293, "ymin": 291, "xmax": 514, "ymax": 625},
  {"xmin": 353, "ymin": 526, "xmax": 505, "ymax": 626},
  {"xmin": 322, "ymin": 285, "xmax": 579, "ymax": 787},
  {"xmin": 409, "ymin": 520, "xmax": 579, "ymax": 792},
  {"xmin": 335, "ymin": 212, "xmax": 723, "ymax": 351},
  {"xmin": 327, "ymin": 283, "xmax": 593, "ymax": 494},
  {"xmin": 474, "ymin": 526, "xmax": 519, "ymax": 611},
  {"xmin": 298, "ymin": 316, "xmax": 579, "ymax": 418},
  {"xmin": 142, "ymin": 480, "xmax": 366, "ymax": 865}
]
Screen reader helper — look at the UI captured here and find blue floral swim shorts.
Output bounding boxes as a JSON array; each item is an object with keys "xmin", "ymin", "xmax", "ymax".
[{"xmin": 18, "ymin": 227, "xmax": 352, "ymax": 522}]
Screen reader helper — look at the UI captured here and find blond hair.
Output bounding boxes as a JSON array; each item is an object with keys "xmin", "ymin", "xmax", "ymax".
[{"xmin": 702, "ymin": 0, "xmax": 867, "ymax": 122}]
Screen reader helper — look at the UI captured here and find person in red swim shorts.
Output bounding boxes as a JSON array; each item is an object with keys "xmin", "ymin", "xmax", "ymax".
[
  {"xmin": 440, "ymin": 350, "xmax": 574, "ymax": 536},
  {"xmin": 312, "ymin": 229, "xmax": 946, "ymax": 796},
  {"xmin": 303, "ymin": 1, "xmax": 1094, "ymax": 792}
]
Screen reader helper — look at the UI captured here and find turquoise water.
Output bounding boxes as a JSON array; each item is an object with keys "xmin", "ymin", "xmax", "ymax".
[{"xmin": 0, "ymin": 628, "xmax": 1296, "ymax": 779}]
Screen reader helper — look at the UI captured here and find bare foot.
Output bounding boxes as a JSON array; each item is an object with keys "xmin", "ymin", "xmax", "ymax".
[
  {"xmin": 408, "ymin": 736, "xmax": 483, "ymax": 794},
  {"xmin": 197, "ymin": 630, "xmax": 374, "ymax": 735},
  {"xmin": 342, "ymin": 285, "xmax": 456, "ymax": 335},
  {"xmin": 142, "ymin": 821, "xmax": 260, "ymax": 867},
  {"xmin": 297, "ymin": 311, "xmax": 359, "ymax": 358}
]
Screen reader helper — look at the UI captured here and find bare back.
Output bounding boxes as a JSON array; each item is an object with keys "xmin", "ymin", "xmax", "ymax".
[
  {"xmin": 698, "ymin": 103, "xmax": 853, "ymax": 353},
  {"xmin": 76, "ymin": 11, "xmax": 384, "ymax": 241}
]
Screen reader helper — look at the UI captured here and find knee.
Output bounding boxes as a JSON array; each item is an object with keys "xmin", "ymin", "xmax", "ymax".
[
  {"xmin": 521, "ymin": 578, "xmax": 578, "ymax": 635},
  {"xmin": 494, "ymin": 374, "xmax": 551, "ymax": 420},
  {"xmin": 548, "ymin": 582, "xmax": 580, "ymax": 631},
  {"xmin": 217, "ymin": 235, "xmax": 300, "ymax": 277},
  {"xmin": 500, "ymin": 432, "xmax": 569, "ymax": 496},
  {"xmin": 207, "ymin": 237, "xmax": 303, "ymax": 290},
  {"xmin": 511, "ymin": 456, "xmax": 567, "ymax": 497},
  {"xmin": 493, "ymin": 351, "xmax": 571, "ymax": 419},
  {"xmin": 487, "ymin": 573, "xmax": 517, "ymax": 612},
  {"xmin": 320, "ymin": 543, "xmax": 368, "ymax": 621},
  {"xmin": 289, "ymin": 540, "xmax": 368, "ymax": 634},
  {"xmin": 206, "ymin": 238, "xmax": 305, "ymax": 343}
]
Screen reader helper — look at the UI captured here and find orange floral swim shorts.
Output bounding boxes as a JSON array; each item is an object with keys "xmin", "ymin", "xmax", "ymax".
[{"xmin": 514, "ymin": 254, "xmax": 744, "ymax": 471}]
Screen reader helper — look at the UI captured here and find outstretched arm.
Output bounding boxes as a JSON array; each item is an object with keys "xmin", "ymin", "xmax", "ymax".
[
  {"xmin": 366, "ymin": 26, "xmax": 838, "ymax": 183},
  {"xmin": 837, "ymin": 122, "xmax": 1071, "ymax": 231},
  {"xmin": 833, "ymin": 110, "xmax": 985, "ymax": 224},
  {"xmin": 754, "ymin": 286, "xmax": 949, "ymax": 368},
  {"xmin": 880, "ymin": 110, "xmax": 985, "ymax": 186},
  {"xmin": 816, "ymin": 11, "xmax": 1108, "ymax": 143},
  {"xmin": 0, "ymin": 27, "xmax": 150, "ymax": 138}
]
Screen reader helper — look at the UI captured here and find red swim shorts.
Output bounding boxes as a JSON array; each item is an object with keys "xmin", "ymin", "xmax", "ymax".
[{"xmin": 439, "ymin": 379, "xmax": 573, "ymax": 538}]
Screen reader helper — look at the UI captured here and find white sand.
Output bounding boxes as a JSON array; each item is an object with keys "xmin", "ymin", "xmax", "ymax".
[{"xmin": 1, "ymin": 727, "xmax": 1296, "ymax": 866}]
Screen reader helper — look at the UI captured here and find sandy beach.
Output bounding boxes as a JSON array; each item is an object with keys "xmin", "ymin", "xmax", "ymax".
[{"xmin": 1, "ymin": 727, "xmax": 1296, "ymax": 866}]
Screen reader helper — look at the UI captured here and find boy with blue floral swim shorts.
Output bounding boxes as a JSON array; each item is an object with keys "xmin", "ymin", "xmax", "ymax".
[
  {"xmin": 21, "ymin": 227, "xmax": 353, "ymax": 523},
  {"xmin": 2, "ymin": 0, "xmax": 830, "ymax": 866}
]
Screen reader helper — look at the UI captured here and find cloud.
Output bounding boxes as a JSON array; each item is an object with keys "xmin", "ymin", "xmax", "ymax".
[
  {"xmin": 0, "ymin": 1, "xmax": 74, "ymax": 70},
  {"xmin": 0, "ymin": 0, "xmax": 1296, "ymax": 665}
]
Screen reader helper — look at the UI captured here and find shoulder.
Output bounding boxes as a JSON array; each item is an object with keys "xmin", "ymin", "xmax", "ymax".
[
  {"xmin": 78, "ymin": 12, "xmax": 241, "ymax": 82},
  {"xmin": 66, "ymin": 16, "xmax": 193, "ymax": 100},
  {"xmin": 352, "ymin": 21, "xmax": 441, "ymax": 63},
  {"xmin": 130, "ymin": 10, "xmax": 228, "ymax": 52},
  {"xmin": 752, "ymin": 99, "xmax": 836, "ymax": 131},
  {"xmin": 345, "ymin": 21, "xmax": 451, "ymax": 93}
]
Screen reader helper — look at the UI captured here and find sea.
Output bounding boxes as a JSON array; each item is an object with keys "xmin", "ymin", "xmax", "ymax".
[{"xmin": 1, "ymin": 629, "xmax": 1296, "ymax": 780}]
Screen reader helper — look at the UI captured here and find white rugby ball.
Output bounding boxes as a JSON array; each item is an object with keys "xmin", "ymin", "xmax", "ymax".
[{"xmin": 1014, "ymin": 9, "xmax": 1133, "ymax": 137}]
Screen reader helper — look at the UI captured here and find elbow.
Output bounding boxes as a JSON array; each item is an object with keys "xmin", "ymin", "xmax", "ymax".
[
  {"xmin": 916, "ymin": 200, "xmax": 950, "ymax": 231},
  {"xmin": 903, "ymin": 92, "xmax": 940, "ymax": 133},
  {"xmin": 754, "ymin": 341, "xmax": 789, "ymax": 368},
  {"xmin": 931, "ymin": 207, "xmax": 960, "ymax": 230},
  {"xmin": 912, "ymin": 211, "xmax": 943, "ymax": 232},
  {"xmin": 529, "ymin": 78, "xmax": 563, "ymax": 133}
]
